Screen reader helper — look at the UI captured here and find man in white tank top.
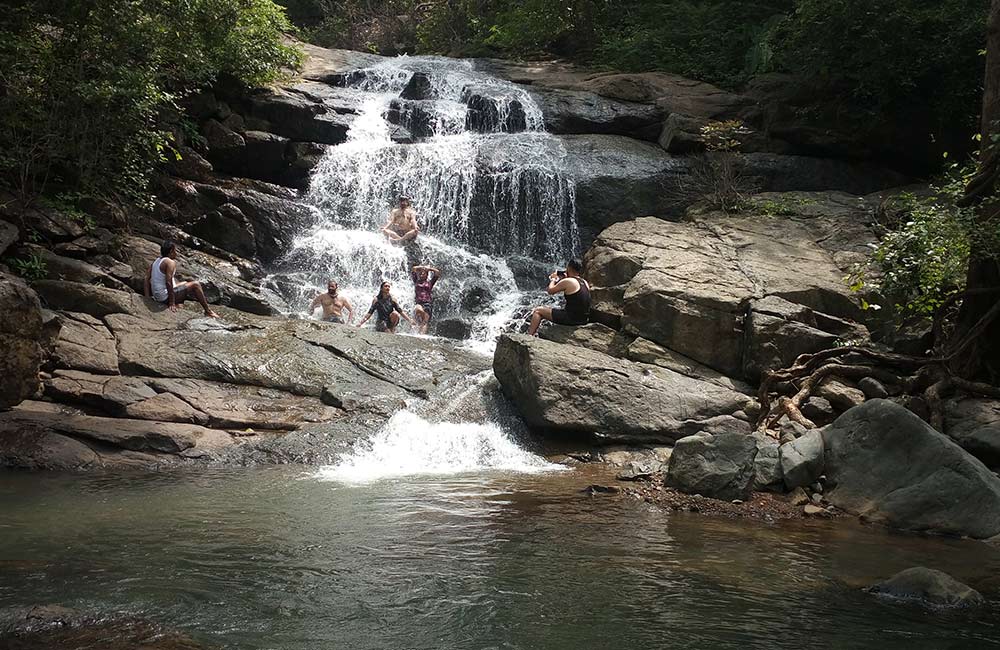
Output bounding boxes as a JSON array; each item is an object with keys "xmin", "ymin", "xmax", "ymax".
[{"xmin": 144, "ymin": 240, "xmax": 219, "ymax": 318}]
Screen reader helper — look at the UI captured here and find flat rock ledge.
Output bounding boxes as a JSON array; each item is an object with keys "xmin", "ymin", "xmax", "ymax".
[{"xmin": 1, "ymin": 282, "xmax": 488, "ymax": 470}]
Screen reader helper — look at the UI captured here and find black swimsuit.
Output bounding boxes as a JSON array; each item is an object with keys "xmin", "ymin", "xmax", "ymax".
[
  {"xmin": 369, "ymin": 295, "xmax": 403, "ymax": 331},
  {"xmin": 551, "ymin": 279, "xmax": 591, "ymax": 326}
]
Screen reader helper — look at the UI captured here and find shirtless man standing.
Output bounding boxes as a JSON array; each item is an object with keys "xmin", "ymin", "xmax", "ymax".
[
  {"xmin": 382, "ymin": 195, "xmax": 419, "ymax": 243},
  {"xmin": 144, "ymin": 240, "xmax": 219, "ymax": 318},
  {"xmin": 310, "ymin": 280, "xmax": 353, "ymax": 324}
]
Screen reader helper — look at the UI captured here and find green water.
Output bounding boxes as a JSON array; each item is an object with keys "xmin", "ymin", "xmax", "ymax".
[{"xmin": 1, "ymin": 467, "xmax": 998, "ymax": 649}]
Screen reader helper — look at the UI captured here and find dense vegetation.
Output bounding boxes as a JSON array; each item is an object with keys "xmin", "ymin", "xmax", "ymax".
[
  {"xmin": 281, "ymin": 1, "xmax": 986, "ymax": 159},
  {"xmin": 0, "ymin": 0, "xmax": 300, "ymax": 203}
]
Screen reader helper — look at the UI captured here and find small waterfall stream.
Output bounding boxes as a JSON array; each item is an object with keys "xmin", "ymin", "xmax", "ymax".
[
  {"xmin": 267, "ymin": 56, "xmax": 577, "ymax": 346},
  {"xmin": 268, "ymin": 56, "xmax": 580, "ymax": 476}
]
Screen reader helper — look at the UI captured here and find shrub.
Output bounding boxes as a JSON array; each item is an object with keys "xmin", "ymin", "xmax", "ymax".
[{"xmin": 0, "ymin": 0, "xmax": 301, "ymax": 204}]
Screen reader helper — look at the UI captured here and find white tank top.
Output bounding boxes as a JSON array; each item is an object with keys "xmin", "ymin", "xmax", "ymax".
[{"xmin": 150, "ymin": 257, "xmax": 169, "ymax": 302}]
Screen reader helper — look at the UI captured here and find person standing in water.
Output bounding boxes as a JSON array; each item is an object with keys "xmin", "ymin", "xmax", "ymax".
[
  {"xmin": 356, "ymin": 281, "xmax": 414, "ymax": 333},
  {"xmin": 411, "ymin": 264, "xmax": 441, "ymax": 334},
  {"xmin": 527, "ymin": 258, "xmax": 591, "ymax": 335},
  {"xmin": 382, "ymin": 195, "xmax": 420, "ymax": 243},
  {"xmin": 144, "ymin": 240, "xmax": 219, "ymax": 318},
  {"xmin": 310, "ymin": 280, "xmax": 353, "ymax": 324}
]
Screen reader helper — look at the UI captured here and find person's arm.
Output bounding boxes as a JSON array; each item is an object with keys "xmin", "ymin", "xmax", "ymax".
[
  {"xmin": 144, "ymin": 262, "xmax": 152, "ymax": 298},
  {"xmin": 343, "ymin": 298, "xmax": 354, "ymax": 324},
  {"xmin": 309, "ymin": 294, "xmax": 322, "ymax": 316},
  {"xmin": 382, "ymin": 216, "xmax": 402, "ymax": 241},
  {"xmin": 356, "ymin": 299, "xmax": 376, "ymax": 327},
  {"xmin": 428, "ymin": 266, "xmax": 441, "ymax": 284},
  {"xmin": 546, "ymin": 275, "xmax": 573, "ymax": 296},
  {"xmin": 163, "ymin": 259, "xmax": 178, "ymax": 310}
]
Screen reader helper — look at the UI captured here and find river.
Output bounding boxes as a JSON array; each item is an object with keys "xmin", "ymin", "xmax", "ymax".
[{"xmin": 2, "ymin": 465, "xmax": 1000, "ymax": 649}]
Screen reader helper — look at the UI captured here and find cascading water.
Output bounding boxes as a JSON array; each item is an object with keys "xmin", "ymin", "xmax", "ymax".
[
  {"xmin": 267, "ymin": 55, "xmax": 578, "ymax": 346},
  {"xmin": 269, "ymin": 56, "xmax": 579, "ymax": 478}
]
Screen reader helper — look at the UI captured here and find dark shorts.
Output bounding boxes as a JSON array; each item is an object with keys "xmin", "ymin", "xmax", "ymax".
[
  {"xmin": 416, "ymin": 301, "xmax": 433, "ymax": 319},
  {"xmin": 375, "ymin": 319, "xmax": 390, "ymax": 332},
  {"xmin": 325, "ymin": 314, "xmax": 344, "ymax": 324},
  {"xmin": 551, "ymin": 308, "xmax": 588, "ymax": 326}
]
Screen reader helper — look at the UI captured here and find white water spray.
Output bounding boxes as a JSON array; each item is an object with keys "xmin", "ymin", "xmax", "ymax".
[{"xmin": 315, "ymin": 411, "xmax": 565, "ymax": 482}]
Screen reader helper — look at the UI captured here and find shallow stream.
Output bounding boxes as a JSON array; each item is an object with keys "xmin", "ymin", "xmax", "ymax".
[{"xmin": 2, "ymin": 465, "xmax": 999, "ymax": 649}]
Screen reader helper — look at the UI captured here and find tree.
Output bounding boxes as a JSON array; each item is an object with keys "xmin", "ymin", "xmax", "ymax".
[{"xmin": 955, "ymin": 0, "xmax": 1000, "ymax": 381}]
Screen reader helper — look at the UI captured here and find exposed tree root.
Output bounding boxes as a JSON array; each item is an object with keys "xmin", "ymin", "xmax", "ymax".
[{"xmin": 755, "ymin": 297, "xmax": 1000, "ymax": 438}]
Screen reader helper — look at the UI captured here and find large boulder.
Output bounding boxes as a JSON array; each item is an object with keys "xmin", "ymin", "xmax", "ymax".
[
  {"xmin": 666, "ymin": 432, "xmax": 758, "ymax": 501},
  {"xmin": 584, "ymin": 207, "xmax": 869, "ymax": 379},
  {"xmin": 822, "ymin": 400, "xmax": 1000, "ymax": 539},
  {"xmin": 779, "ymin": 429, "xmax": 825, "ymax": 490},
  {"xmin": 867, "ymin": 567, "xmax": 984, "ymax": 608},
  {"xmin": 0, "ymin": 273, "xmax": 44, "ymax": 408},
  {"xmin": 944, "ymin": 397, "xmax": 1000, "ymax": 469},
  {"xmin": 47, "ymin": 312, "xmax": 120, "ymax": 375},
  {"xmin": 528, "ymin": 86, "xmax": 664, "ymax": 140},
  {"xmin": 493, "ymin": 334, "xmax": 753, "ymax": 443}
]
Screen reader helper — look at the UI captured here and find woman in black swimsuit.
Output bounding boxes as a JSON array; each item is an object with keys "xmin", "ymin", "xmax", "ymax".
[
  {"xmin": 528, "ymin": 258, "xmax": 591, "ymax": 335},
  {"xmin": 356, "ymin": 281, "xmax": 415, "ymax": 333}
]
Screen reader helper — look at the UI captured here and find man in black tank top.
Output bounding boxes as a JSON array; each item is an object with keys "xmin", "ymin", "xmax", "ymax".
[{"xmin": 528, "ymin": 258, "xmax": 592, "ymax": 336}]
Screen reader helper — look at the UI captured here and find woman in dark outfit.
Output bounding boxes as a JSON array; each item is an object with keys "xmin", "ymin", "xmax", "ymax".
[
  {"xmin": 527, "ymin": 258, "xmax": 591, "ymax": 335},
  {"xmin": 356, "ymin": 281, "xmax": 415, "ymax": 333}
]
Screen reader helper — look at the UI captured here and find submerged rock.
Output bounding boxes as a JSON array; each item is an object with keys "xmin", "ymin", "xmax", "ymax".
[
  {"xmin": 493, "ymin": 334, "xmax": 753, "ymax": 443},
  {"xmin": 0, "ymin": 605, "xmax": 208, "ymax": 649},
  {"xmin": 867, "ymin": 567, "xmax": 984, "ymax": 608},
  {"xmin": 823, "ymin": 400, "xmax": 1000, "ymax": 539}
]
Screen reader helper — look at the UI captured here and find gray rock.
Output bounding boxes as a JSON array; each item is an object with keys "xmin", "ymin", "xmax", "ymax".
[
  {"xmin": 666, "ymin": 433, "xmax": 758, "ymax": 501},
  {"xmin": 584, "ymin": 211, "xmax": 867, "ymax": 379},
  {"xmin": 944, "ymin": 398, "xmax": 1000, "ymax": 468},
  {"xmin": 493, "ymin": 334, "xmax": 753, "ymax": 443},
  {"xmin": 247, "ymin": 88, "xmax": 352, "ymax": 145},
  {"xmin": 48, "ymin": 311, "xmax": 119, "ymax": 375},
  {"xmin": 0, "ymin": 219, "xmax": 18, "ymax": 256},
  {"xmin": 858, "ymin": 376, "xmax": 890, "ymax": 400},
  {"xmin": 0, "ymin": 273, "xmax": 43, "ymax": 408},
  {"xmin": 780, "ymin": 428, "xmax": 825, "ymax": 489},
  {"xmin": 624, "ymin": 337, "xmax": 752, "ymax": 394},
  {"xmin": 801, "ymin": 396, "xmax": 836, "ymax": 425},
  {"xmin": 752, "ymin": 433, "xmax": 784, "ymax": 492},
  {"xmin": 823, "ymin": 400, "xmax": 1000, "ymax": 538},
  {"xmin": 528, "ymin": 86, "xmax": 663, "ymax": 140},
  {"xmin": 539, "ymin": 322, "xmax": 632, "ymax": 358},
  {"xmin": 816, "ymin": 379, "xmax": 866, "ymax": 412},
  {"xmin": 868, "ymin": 567, "xmax": 984, "ymax": 608}
]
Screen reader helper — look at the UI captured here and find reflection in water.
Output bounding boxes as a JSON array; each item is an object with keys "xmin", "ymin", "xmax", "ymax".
[{"xmin": 1, "ymin": 468, "xmax": 999, "ymax": 649}]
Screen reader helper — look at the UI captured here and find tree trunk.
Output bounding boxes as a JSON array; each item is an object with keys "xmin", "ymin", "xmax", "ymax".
[{"xmin": 956, "ymin": 0, "xmax": 1000, "ymax": 382}]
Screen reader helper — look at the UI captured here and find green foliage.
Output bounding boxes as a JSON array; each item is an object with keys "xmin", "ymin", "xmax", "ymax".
[
  {"xmin": 743, "ymin": 195, "xmax": 814, "ymax": 218},
  {"xmin": 849, "ymin": 162, "xmax": 999, "ymax": 318},
  {"xmin": 5, "ymin": 252, "xmax": 48, "ymax": 281},
  {"xmin": 0, "ymin": 0, "xmax": 300, "ymax": 204},
  {"xmin": 769, "ymin": 0, "xmax": 985, "ymax": 134}
]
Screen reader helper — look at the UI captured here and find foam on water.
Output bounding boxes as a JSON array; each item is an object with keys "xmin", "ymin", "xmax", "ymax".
[{"xmin": 315, "ymin": 411, "xmax": 564, "ymax": 482}]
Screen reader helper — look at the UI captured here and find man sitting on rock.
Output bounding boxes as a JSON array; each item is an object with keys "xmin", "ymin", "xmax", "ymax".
[
  {"xmin": 145, "ymin": 240, "xmax": 219, "ymax": 318},
  {"xmin": 527, "ymin": 258, "xmax": 591, "ymax": 336},
  {"xmin": 310, "ymin": 279, "xmax": 353, "ymax": 324},
  {"xmin": 382, "ymin": 195, "xmax": 420, "ymax": 243}
]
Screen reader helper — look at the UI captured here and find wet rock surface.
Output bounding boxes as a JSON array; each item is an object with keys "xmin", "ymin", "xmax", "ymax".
[
  {"xmin": 0, "ymin": 273, "xmax": 44, "ymax": 409},
  {"xmin": 867, "ymin": 567, "xmax": 985, "ymax": 608}
]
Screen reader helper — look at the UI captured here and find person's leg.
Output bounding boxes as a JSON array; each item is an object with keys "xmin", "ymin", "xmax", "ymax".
[
  {"xmin": 186, "ymin": 281, "xmax": 219, "ymax": 317},
  {"xmin": 388, "ymin": 311, "xmax": 401, "ymax": 333},
  {"xmin": 414, "ymin": 305, "xmax": 427, "ymax": 334},
  {"xmin": 528, "ymin": 307, "xmax": 552, "ymax": 336},
  {"xmin": 400, "ymin": 229, "xmax": 419, "ymax": 242}
]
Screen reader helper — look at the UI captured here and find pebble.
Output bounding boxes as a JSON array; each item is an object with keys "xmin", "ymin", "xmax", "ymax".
[
  {"xmin": 731, "ymin": 499, "xmax": 744, "ymax": 505},
  {"xmin": 804, "ymin": 504, "xmax": 824, "ymax": 516},
  {"xmin": 811, "ymin": 493, "xmax": 823, "ymax": 504},
  {"xmin": 811, "ymin": 482, "xmax": 824, "ymax": 494}
]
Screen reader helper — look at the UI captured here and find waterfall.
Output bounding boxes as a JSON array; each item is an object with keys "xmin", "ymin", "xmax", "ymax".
[{"xmin": 267, "ymin": 55, "xmax": 578, "ymax": 345}]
